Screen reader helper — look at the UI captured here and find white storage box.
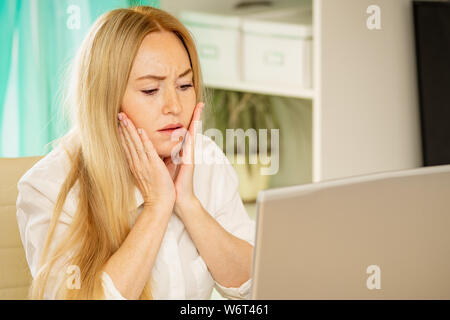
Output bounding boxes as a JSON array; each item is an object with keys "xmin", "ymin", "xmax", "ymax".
[
  {"xmin": 179, "ymin": 6, "xmax": 274, "ymax": 83},
  {"xmin": 242, "ymin": 8, "xmax": 313, "ymax": 89}
]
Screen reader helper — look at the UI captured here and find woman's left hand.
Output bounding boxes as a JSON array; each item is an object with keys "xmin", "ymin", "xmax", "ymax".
[{"xmin": 164, "ymin": 101, "xmax": 205, "ymax": 216}]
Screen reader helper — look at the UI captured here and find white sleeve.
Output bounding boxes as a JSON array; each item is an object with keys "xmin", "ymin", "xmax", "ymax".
[
  {"xmin": 212, "ymin": 162, "xmax": 256, "ymax": 300},
  {"xmin": 16, "ymin": 176, "xmax": 123, "ymax": 300},
  {"xmin": 101, "ymin": 272, "xmax": 126, "ymax": 300},
  {"xmin": 16, "ymin": 177, "xmax": 73, "ymax": 299}
]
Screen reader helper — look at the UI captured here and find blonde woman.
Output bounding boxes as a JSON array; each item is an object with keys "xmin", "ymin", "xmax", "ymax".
[{"xmin": 16, "ymin": 6, "xmax": 255, "ymax": 300}]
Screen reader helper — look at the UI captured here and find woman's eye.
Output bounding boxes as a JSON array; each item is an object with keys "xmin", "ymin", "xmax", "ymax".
[
  {"xmin": 180, "ymin": 84, "xmax": 193, "ymax": 90},
  {"xmin": 141, "ymin": 89, "xmax": 158, "ymax": 95},
  {"xmin": 141, "ymin": 84, "xmax": 192, "ymax": 96}
]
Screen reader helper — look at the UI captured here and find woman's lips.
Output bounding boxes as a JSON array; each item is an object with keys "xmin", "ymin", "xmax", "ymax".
[
  {"xmin": 157, "ymin": 126, "xmax": 185, "ymax": 136},
  {"xmin": 158, "ymin": 128, "xmax": 178, "ymax": 135}
]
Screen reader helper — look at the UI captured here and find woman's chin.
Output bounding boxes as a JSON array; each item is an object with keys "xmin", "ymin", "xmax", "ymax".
[{"xmin": 156, "ymin": 142, "xmax": 182, "ymax": 159}]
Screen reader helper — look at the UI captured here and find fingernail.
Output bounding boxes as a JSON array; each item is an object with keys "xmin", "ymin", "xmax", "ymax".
[
  {"xmin": 138, "ymin": 128, "xmax": 142, "ymax": 135},
  {"xmin": 118, "ymin": 113, "xmax": 123, "ymax": 120}
]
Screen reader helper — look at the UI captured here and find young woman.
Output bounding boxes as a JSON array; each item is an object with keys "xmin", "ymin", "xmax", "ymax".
[{"xmin": 16, "ymin": 6, "xmax": 255, "ymax": 300}]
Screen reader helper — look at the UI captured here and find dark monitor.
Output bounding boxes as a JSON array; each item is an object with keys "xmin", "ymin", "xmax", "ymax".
[{"xmin": 413, "ymin": 1, "xmax": 450, "ymax": 166}]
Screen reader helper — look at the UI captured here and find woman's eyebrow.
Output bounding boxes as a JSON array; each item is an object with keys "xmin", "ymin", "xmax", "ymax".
[{"xmin": 136, "ymin": 68, "xmax": 192, "ymax": 81}]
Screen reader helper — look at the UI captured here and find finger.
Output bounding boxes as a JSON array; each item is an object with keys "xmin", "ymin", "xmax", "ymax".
[
  {"xmin": 180, "ymin": 130, "xmax": 194, "ymax": 165},
  {"xmin": 120, "ymin": 119, "xmax": 140, "ymax": 167},
  {"xmin": 188, "ymin": 102, "xmax": 205, "ymax": 150},
  {"xmin": 188, "ymin": 102, "xmax": 204, "ymax": 137},
  {"xmin": 120, "ymin": 113, "xmax": 148, "ymax": 163},
  {"xmin": 168, "ymin": 127, "xmax": 186, "ymax": 165},
  {"xmin": 138, "ymin": 127, "xmax": 161, "ymax": 162},
  {"xmin": 183, "ymin": 102, "xmax": 204, "ymax": 164},
  {"xmin": 119, "ymin": 126, "xmax": 133, "ymax": 166}
]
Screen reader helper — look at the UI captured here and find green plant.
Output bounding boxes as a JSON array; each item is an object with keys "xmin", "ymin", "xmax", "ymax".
[{"xmin": 203, "ymin": 89, "xmax": 281, "ymax": 175}]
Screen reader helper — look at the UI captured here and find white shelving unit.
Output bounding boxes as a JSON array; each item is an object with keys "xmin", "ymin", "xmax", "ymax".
[
  {"xmin": 205, "ymin": 78, "xmax": 314, "ymax": 100},
  {"xmin": 161, "ymin": 0, "xmax": 422, "ymax": 184}
]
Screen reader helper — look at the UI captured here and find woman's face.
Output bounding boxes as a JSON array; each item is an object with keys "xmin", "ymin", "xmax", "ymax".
[{"xmin": 121, "ymin": 30, "xmax": 196, "ymax": 159}]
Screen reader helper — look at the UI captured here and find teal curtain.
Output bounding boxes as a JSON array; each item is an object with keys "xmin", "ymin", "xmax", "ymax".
[{"xmin": 0, "ymin": 0, "xmax": 159, "ymax": 157}]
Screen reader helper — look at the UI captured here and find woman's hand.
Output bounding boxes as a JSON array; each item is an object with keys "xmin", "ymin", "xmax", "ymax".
[
  {"xmin": 164, "ymin": 102, "xmax": 205, "ymax": 216},
  {"xmin": 118, "ymin": 112, "xmax": 176, "ymax": 212}
]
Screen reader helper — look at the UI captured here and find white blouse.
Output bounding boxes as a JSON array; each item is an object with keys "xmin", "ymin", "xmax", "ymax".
[{"xmin": 16, "ymin": 133, "xmax": 256, "ymax": 300}]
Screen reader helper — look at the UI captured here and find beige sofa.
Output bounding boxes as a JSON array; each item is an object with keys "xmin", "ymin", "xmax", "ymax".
[{"xmin": 0, "ymin": 156, "xmax": 42, "ymax": 299}]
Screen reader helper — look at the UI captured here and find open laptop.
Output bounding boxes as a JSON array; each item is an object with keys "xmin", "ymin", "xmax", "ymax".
[{"xmin": 250, "ymin": 165, "xmax": 450, "ymax": 299}]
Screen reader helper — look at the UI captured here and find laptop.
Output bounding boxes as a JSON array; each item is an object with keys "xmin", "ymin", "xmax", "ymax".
[{"xmin": 250, "ymin": 164, "xmax": 450, "ymax": 299}]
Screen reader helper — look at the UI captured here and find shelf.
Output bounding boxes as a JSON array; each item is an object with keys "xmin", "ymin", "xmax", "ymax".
[{"xmin": 204, "ymin": 79, "xmax": 314, "ymax": 99}]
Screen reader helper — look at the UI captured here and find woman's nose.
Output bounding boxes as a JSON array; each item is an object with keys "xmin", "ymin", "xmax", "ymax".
[{"xmin": 162, "ymin": 87, "xmax": 182, "ymax": 114}]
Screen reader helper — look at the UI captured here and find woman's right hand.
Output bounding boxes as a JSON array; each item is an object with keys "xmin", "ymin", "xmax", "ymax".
[{"xmin": 118, "ymin": 112, "xmax": 176, "ymax": 212}]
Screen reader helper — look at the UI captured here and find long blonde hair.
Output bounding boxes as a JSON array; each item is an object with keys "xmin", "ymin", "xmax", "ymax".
[{"xmin": 30, "ymin": 6, "xmax": 205, "ymax": 299}]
